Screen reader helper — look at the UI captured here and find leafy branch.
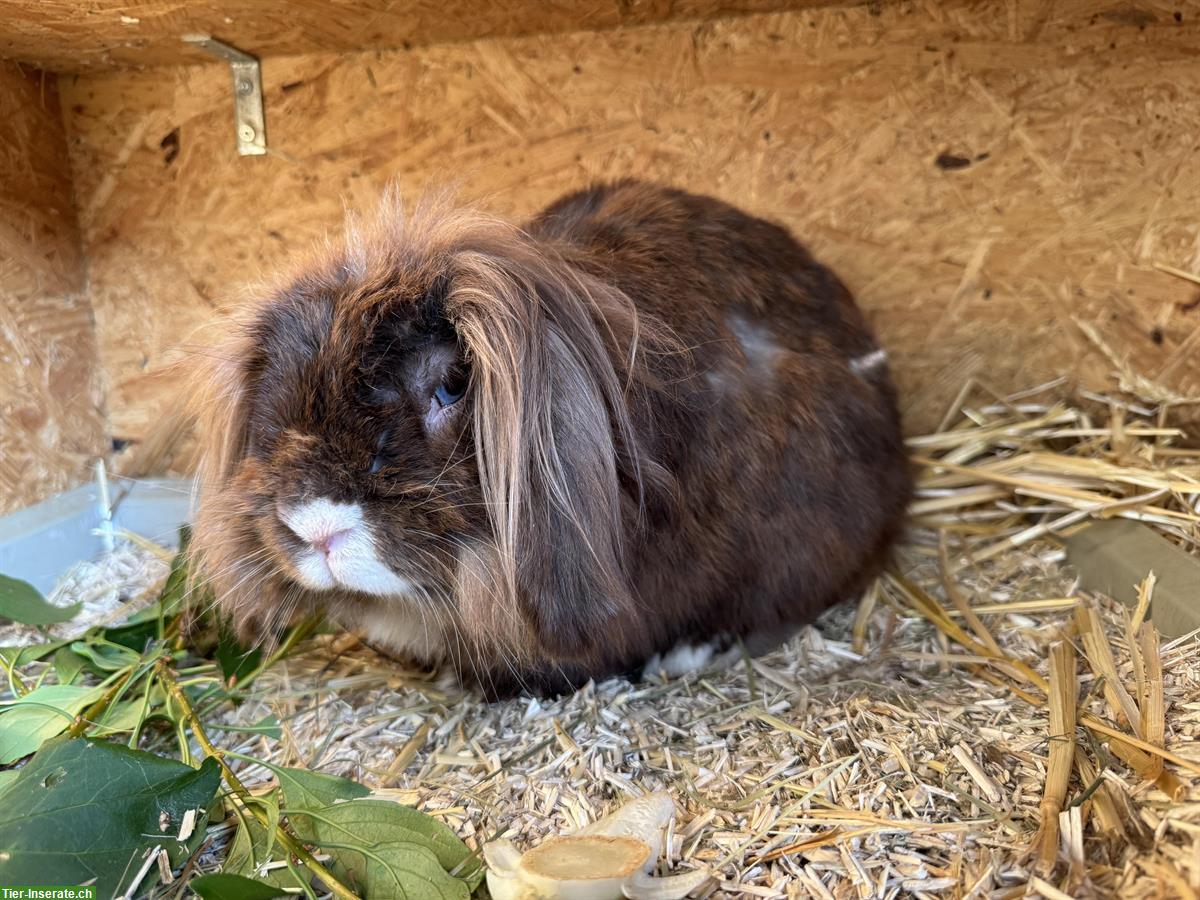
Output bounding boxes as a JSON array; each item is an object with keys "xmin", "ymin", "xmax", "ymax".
[
  {"xmin": 1, "ymin": 535, "xmax": 478, "ymax": 898},
  {"xmin": 155, "ymin": 657, "xmax": 361, "ymax": 900}
]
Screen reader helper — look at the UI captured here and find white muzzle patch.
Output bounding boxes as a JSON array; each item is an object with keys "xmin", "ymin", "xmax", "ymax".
[{"xmin": 280, "ymin": 497, "xmax": 413, "ymax": 597}]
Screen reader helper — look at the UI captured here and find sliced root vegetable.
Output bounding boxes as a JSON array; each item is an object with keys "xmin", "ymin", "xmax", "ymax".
[
  {"xmin": 623, "ymin": 868, "xmax": 714, "ymax": 900},
  {"xmin": 524, "ymin": 835, "xmax": 651, "ymax": 881},
  {"xmin": 485, "ymin": 792, "xmax": 709, "ymax": 900},
  {"xmin": 577, "ymin": 791, "xmax": 675, "ymax": 860},
  {"xmin": 484, "ymin": 839, "xmax": 525, "ymax": 872}
]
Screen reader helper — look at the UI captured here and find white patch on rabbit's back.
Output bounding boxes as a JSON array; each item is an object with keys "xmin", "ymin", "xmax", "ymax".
[
  {"xmin": 727, "ymin": 313, "xmax": 782, "ymax": 376},
  {"xmin": 280, "ymin": 497, "xmax": 414, "ymax": 597},
  {"xmin": 850, "ymin": 348, "xmax": 888, "ymax": 376},
  {"xmin": 704, "ymin": 367, "xmax": 730, "ymax": 392}
]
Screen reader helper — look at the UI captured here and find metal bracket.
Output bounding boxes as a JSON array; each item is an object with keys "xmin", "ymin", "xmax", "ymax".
[{"xmin": 183, "ymin": 34, "xmax": 266, "ymax": 156}]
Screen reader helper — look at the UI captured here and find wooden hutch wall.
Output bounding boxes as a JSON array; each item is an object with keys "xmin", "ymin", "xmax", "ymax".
[
  {"xmin": 2, "ymin": 0, "xmax": 1199, "ymax": 511},
  {"xmin": 0, "ymin": 63, "xmax": 106, "ymax": 514}
]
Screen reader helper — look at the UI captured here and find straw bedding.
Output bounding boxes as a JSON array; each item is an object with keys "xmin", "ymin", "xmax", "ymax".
[{"xmin": 26, "ymin": 380, "xmax": 1200, "ymax": 898}]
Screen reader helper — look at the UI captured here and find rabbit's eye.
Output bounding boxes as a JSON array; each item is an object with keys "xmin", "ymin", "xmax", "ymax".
[
  {"xmin": 433, "ymin": 371, "xmax": 467, "ymax": 408},
  {"xmin": 434, "ymin": 383, "xmax": 463, "ymax": 407}
]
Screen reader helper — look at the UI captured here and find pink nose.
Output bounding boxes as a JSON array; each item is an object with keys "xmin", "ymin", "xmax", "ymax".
[{"xmin": 310, "ymin": 528, "xmax": 351, "ymax": 556}]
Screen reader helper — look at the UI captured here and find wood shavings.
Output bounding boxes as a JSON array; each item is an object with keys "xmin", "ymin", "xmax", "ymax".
[
  {"xmin": 0, "ymin": 539, "xmax": 168, "ymax": 646},
  {"xmin": 10, "ymin": 380, "xmax": 1200, "ymax": 897},
  {"xmin": 176, "ymin": 808, "xmax": 198, "ymax": 843}
]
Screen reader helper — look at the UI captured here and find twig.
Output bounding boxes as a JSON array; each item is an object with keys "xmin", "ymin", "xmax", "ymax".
[
  {"xmin": 1033, "ymin": 641, "xmax": 1076, "ymax": 874},
  {"xmin": 118, "ymin": 845, "xmax": 164, "ymax": 900},
  {"xmin": 889, "ymin": 570, "xmax": 1200, "ymax": 777},
  {"xmin": 66, "ymin": 668, "xmax": 136, "ymax": 738},
  {"xmin": 380, "ymin": 721, "xmax": 431, "ymax": 788},
  {"xmin": 938, "ymin": 532, "xmax": 1002, "ymax": 655},
  {"xmin": 2, "ymin": 650, "xmax": 32, "ymax": 697}
]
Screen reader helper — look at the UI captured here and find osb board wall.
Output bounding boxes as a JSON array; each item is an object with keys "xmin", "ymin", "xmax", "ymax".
[
  {"xmin": 0, "ymin": 64, "xmax": 106, "ymax": 514},
  {"xmin": 1, "ymin": 0, "xmax": 842, "ymax": 72},
  {"xmin": 59, "ymin": 0, "xmax": 1200, "ymax": 451}
]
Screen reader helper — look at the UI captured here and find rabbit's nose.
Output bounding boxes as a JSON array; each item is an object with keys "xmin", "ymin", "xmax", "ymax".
[{"xmin": 310, "ymin": 528, "xmax": 352, "ymax": 556}]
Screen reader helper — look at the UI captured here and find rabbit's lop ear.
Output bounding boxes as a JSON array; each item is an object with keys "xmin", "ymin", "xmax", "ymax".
[{"xmin": 447, "ymin": 236, "xmax": 647, "ymax": 659}]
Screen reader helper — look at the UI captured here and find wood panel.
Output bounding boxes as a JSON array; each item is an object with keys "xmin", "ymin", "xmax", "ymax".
[
  {"xmin": 0, "ymin": 0, "xmax": 840, "ymax": 72},
  {"xmin": 0, "ymin": 63, "xmax": 106, "ymax": 514},
  {"xmin": 60, "ymin": 0, "xmax": 1200, "ymax": 447}
]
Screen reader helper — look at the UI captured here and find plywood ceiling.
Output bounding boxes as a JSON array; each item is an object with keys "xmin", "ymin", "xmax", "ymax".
[{"xmin": 0, "ymin": 0, "xmax": 844, "ymax": 72}]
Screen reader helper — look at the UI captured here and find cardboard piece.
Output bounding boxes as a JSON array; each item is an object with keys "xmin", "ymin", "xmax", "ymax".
[{"xmin": 1064, "ymin": 519, "xmax": 1200, "ymax": 639}]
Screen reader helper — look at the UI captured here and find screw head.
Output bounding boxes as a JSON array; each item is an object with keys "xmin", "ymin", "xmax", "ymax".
[
  {"xmin": 237, "ymin": 78, "xmax": 254, "ymax": 94},
  {"xmin": 238, "ymin": 123, "xmax": 256, "ymax": 142}
]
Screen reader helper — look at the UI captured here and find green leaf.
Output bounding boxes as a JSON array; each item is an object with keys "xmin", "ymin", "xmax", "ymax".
[
  {"xmin": 265, "ymin": 761, "xmax": 371, "ymax": 812},
  {"xmin": 244, "ymin": 764, "xmax": 481, "ymax": 896},
  {"xmin": 52, "ymin": 646, "xmax": 88, "ymax": 685},
  {"xmin": 216, "ymin": 624, "xmax": 262, "ymax": 685},
  {"xmin": 0, "ymin": 736, "xmax": 221, "ymax": 894},
  {"xmin": 223, "ymin": 812, "xmax": 270, "ymax": 876},
  {"xmin": 0, "ymin": 640, "xmax": 71, "ymax": 668},
  {"xmin": 0, "ymin": 683, "xmax": 102, "ymax": 764},
  {"xmin": 251, "ymin": 760, "xmax": 369, "ymax": 841},
  {"xmin": 190, "ymin": 873, "xmax": 291, "ymax": 900},
  {"xmin": 223, "ymin": 796, "xmax": 303, "ymax": 892},
  {"xmin": 103, "ymin": 614, "xmax": 161, "ymax": 653},
  {"xmin": 290, "ymin": 799, "xmax": 483, "ymax": 897},
  {"xmin": 0, "ymin": 768, "xmax": 17, "ymax": 796},
  {"xmin": 69, "ymin": 638, "xmax": 141, "ymax": 672},
  {"xmin": 0, "ymin": 575, "xmax": 80, "ymax": 626},
  {"xmin": 260, "ymin": 790, "xmax": 281, "ymax": 867},
  {"xmin": 90, "ymin": 693, "xmax": 161, "ymax": 736},
  {"xmin": 112, "ymin": 598, "xmax": 167, "ymax": 628}
]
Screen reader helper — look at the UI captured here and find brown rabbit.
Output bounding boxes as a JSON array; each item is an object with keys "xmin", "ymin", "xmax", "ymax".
[{"xmin": 190, "ymin": 180, "xmax": 911, "ymax": 698}]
